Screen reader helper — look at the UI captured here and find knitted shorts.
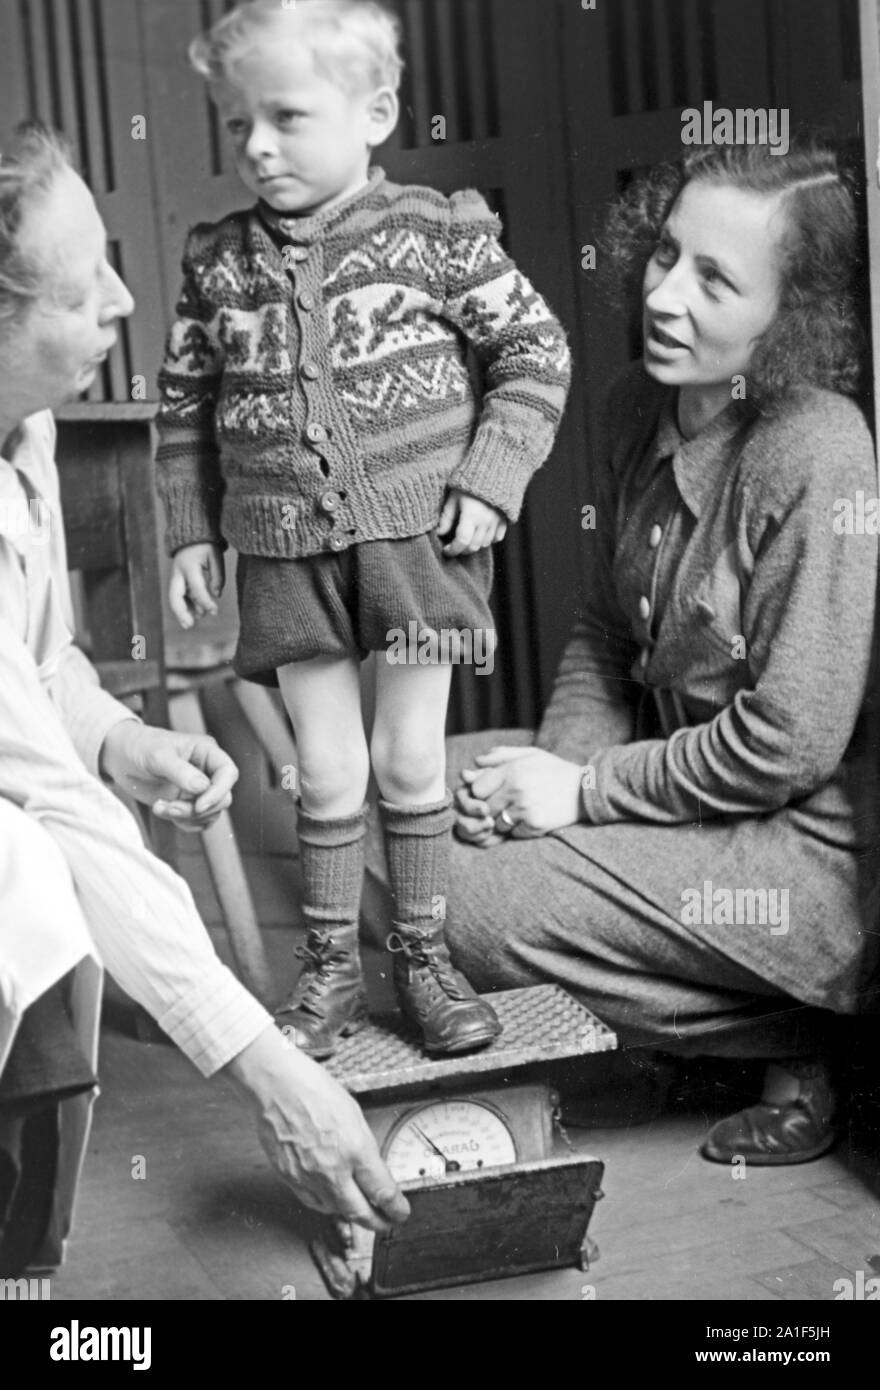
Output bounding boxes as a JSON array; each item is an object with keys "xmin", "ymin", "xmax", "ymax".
[{"xmin": 233, "ymin": 531, "xmax": 494, "ymax": 686}]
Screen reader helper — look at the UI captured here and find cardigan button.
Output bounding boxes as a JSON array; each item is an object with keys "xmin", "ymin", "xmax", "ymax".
[
  {"xmin": 301, "ymin": 361, "xmax": 321, "ymax": 381},
  {"xmin": 648, "ymin": 524, "xmax": 662, "ymax": 549},
  {"xmin": 298, "ymin": 291, "xmax": 316, "ymax": 311},
  {"xmin": 638, "ymin": 596, "xmax": 651, "ymax": 621},
  {"xmin": 329, "ymin": 536, "xmax": 347, "ymax": 552},
  {"xmin": 287, "ymin": 245, "xmax": 309, "ymax": 263},
  {"xmin": 306, "ymin": 423, "xmax": 328, "ymax": 444},
  {"xmin": 319, "ymin": 491, "xmax": 340, "ymax": 514}
]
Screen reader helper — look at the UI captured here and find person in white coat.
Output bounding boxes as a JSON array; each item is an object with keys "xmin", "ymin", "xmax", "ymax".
[{"xmin": 0, "ymin": 120, "xmax": 407, "ymax": 1273}]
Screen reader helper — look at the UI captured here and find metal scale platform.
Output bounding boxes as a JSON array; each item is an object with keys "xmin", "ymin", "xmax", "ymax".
[{"xmin": 313, "ymin": 985, "xmax": 617, "ymax": 1299}]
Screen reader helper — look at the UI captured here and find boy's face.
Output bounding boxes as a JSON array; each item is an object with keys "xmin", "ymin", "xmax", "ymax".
[{"xmin": 214, "ymin": 42, "xmax": 394, "ymax": 215}]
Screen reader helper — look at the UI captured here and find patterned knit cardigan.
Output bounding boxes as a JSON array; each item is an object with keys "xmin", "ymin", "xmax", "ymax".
[{"xmin": 154, "ymin": 168, "xmax": 571, "ymax": 559}]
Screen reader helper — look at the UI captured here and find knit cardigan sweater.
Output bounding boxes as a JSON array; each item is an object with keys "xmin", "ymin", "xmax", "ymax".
[{"xmin": 155, "ymin": 168, "xmax": 571, "ymax": 559}]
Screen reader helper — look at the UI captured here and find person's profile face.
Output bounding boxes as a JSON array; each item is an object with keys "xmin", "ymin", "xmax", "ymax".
[
  {"xmin": 214, "ymin": 37, "xmax": 392, "ymax": 216},
  {"xmin": 641, "ymin": 179, "xmax": 785, "ymax": 395},
  {"xmin": 12, "ymin": 166, "xmax": 134, "ymax": 409}
]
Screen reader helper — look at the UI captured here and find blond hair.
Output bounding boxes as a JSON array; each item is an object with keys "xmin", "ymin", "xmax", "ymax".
[{"xmin": 189, "ymin": 0, "xmax": 404, "ymax": 95}]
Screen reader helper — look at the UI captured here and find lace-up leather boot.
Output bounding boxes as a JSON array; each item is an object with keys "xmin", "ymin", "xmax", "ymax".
[
  {"xmin": 274, "ymin": 804, "xmax": 368, "ymax": 1060},
  {"xmin": 275, "ymin": 923, "xmax": 367, "ymax": 1060},
  {"xmin": 387, "ymin": 920, "xmax": 501, "ymax": 1054}
]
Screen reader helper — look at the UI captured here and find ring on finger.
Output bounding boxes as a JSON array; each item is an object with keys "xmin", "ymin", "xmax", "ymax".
[{"xmin": 497, "ymin": 809, "xmax": 517, "ymax": 834}]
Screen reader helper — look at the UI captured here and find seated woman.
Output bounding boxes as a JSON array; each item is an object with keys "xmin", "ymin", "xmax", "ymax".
[{"xmin": 443, "ymin": 141, "xmax": 880, "ymax": 1164}]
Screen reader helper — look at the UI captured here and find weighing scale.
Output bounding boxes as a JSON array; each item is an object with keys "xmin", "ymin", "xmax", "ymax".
[{"xmin": 312, "ymin": 985, "xmax": 616, "ymax": 1299}]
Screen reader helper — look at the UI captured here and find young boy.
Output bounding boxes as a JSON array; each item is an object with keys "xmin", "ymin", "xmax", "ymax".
[{"xmin": 155, "ymin": 0, "xmax": 571, "ymax": 1060}]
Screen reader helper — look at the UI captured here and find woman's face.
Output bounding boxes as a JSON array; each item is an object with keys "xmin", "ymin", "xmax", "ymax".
[
  {"xmin": 642, "ymin": 180, "xmax": 785, "ymax": 397},
  {"xmin": 2, "ymin": 166, "xmax": 134, "ymax": 415}
]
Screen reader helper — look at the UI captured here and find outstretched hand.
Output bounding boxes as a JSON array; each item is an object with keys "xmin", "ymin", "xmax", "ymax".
[
  {"xmin": 99, "ymin": 720, "xmax": 238, "ymax": 832},
  {"xmin": 224, "ymin": 1028, "xmax": 410, "ymax": 1234}
]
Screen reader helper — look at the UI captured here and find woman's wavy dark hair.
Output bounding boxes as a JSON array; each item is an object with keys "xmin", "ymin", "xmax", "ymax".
[{"xmin": 601, "ymin": 141, "xmax": 864, "ymax": 414}]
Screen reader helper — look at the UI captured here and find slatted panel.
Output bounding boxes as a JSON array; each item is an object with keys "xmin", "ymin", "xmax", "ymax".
[
  {"xmin": 394, "ymin": 0, "xmax": 501, "ymax": 150},
  {"xmin": 0, "ymin": 0, "xmax": 166, "ymax": 403},
  {"xmin": 607, "ymin": 0, "xmax": 719, "ymax": 116},
  {"xmin": 197, "ymin": 0, "xmax": 240, "ymax": 178},
  {"xmin": 15, "ymin": 1, "xmax": 118, "ymax": 195}
]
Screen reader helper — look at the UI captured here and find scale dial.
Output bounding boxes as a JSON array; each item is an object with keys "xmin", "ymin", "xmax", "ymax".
[{"xmin": 384, "ymin": 1099, "xmax": 517, "ymax": 1182}]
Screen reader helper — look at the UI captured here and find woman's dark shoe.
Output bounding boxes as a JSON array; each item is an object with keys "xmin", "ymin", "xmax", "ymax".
[
  {"xmin": 274, "ymin": 924, "xmax": 368, "ymax": 1061},
  {"xmin": 386, "ymin": 922, "xmax": 502, "ymax": 1055},
  {"xmin": 700, "ymin": 1060, "xmax": 836, "ymax": 1166}
]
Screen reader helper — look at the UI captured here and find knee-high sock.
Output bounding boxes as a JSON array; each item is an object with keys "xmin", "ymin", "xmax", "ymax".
[
  {"xmin": 377, "ymin": 794, "xmax": 454, "ymax": 932},
  {"xmin": 296, "ymin": 804, "xmax": 368, "ymax": 936}
]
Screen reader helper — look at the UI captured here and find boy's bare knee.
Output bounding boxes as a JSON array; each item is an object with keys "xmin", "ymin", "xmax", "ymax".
[
  {"xmin": 297, "ymin": 741, "xmax": 370, "ymax": 812},
  {"xmin": 371, "ymin": 731, "xmax": 445, "ymax": 803}
]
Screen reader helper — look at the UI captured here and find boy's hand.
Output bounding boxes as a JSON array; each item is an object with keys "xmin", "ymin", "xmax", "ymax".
[
  {"xmin": 438, "ymin": 489, "xmax": 508, "ymax": 557},
  {"xmin": 169, "ymin": 543, "xmax": 225, "ymax": 630}
]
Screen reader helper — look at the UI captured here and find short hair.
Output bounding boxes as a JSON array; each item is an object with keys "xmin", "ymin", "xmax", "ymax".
[
  {"xmin": 189, "ymin": 0, "xmax": 404, "ymax": 96},
  {"xmin": 0, "ymin": 121, "xmax": 74, "ymax": 328},
  {"xmin": 601, "ymin": 141, "xmax": 864, "ymax": 413}
]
